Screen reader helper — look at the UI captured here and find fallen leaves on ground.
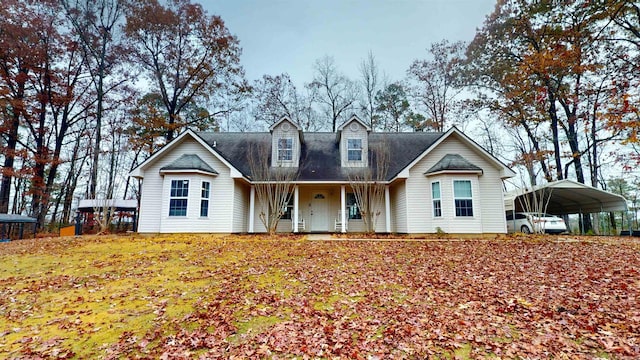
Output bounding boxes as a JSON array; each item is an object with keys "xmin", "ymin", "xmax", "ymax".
[{"xmin": 0, "ymin": 234, "xmax": 638, "ymax": 358}]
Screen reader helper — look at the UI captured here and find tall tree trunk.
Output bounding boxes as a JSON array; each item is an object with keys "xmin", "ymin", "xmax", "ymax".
[
  {"xmin": 89, "ymin": 69, "xmax": 104, "ymax": 199},
  {"xmin": 0, "ymin": 114, "xmax": 19, "ymax": 213},
  {"xmin": 0, "ymin": 74, "xmax": 26, "ymax": 214}
]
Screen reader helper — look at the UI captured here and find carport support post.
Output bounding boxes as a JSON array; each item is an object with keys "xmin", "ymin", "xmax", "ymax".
[
  {"xmin": 75, "ymin": 211, "xmax": 82, "ymax": 235},
  {"xmin": 512, "ymin": 198, "xmax": 516, "ymax": 231}
]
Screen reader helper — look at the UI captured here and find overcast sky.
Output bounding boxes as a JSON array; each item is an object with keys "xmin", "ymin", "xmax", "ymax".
[{"xmin": 206, "ymin": 0, "xmax": 496, "ymax": 86}]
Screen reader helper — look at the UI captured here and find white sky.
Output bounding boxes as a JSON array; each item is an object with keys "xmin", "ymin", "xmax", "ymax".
[{"xmin": 206, "ymin": 0, "xmax": 496, "ymax": 86}]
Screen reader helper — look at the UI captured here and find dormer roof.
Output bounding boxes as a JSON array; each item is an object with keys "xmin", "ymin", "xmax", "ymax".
[
  {"xmin": 268, "ymin": 116, "xmax": 302, "ymax": 132},
  {"xmin": 337, "ymin": 115, "xmax": 371, "ymax": 132}
]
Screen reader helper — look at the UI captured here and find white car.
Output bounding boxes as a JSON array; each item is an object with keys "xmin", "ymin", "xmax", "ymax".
[{"xmin": 506, "ymin": 212, "xmax": 567, "ymax": 234}]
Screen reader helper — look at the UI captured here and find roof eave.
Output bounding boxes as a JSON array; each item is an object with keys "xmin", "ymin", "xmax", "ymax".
[
  {"xmin": 160, "ymin": 169, "xmax": 219, "ymax": 176},
  {"xmin": 424, "ymin": 170, "xmax": 484, "ymax": 177}
]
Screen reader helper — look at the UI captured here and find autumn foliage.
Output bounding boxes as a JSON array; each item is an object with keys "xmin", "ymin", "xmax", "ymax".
[{"xmin": 1, "ymin": 234, "xmax": 639, "ymax": 358}]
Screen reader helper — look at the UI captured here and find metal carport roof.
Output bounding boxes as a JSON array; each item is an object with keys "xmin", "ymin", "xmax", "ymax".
[
  {"xmin": 0, "ymin": 214, "xmax": 37, "ymax": 223},
  {"xmin": 504, "ymin": 179, "xmax": 628, "ymax": 214}
]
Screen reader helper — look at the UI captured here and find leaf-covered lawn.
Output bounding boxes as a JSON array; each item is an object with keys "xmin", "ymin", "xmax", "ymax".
[{"xmin": 0, "ymin": 234, "xmax": 639, "ymax": 359}]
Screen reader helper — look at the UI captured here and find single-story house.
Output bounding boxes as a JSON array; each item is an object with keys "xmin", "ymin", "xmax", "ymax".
[{"xmin": 130, "ymin": 116, "xmax": 515, "ymax": 234}]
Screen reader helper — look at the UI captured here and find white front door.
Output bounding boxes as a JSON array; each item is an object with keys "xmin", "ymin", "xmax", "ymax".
[{"xmin": 310, "ymin": 192, "xmax": 329, "ymax": 231}]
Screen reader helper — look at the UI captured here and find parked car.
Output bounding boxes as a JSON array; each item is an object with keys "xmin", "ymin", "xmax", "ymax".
[{"xmin": 506, "ymin": 212, "xmax": 567, "ymax": 234}]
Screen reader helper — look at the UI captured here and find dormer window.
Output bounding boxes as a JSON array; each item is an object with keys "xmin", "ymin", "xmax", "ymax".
[
  {"xmin": 278, "ymin": 138, "xmax": 293, "ymax": 161},
  {"xmin": 347, "ymin": 139, "xmax": 362, "ymax": 161}
]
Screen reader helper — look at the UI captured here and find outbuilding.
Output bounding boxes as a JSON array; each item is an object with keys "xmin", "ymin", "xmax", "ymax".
[{"xmin": 504, "ymin": 179, "xmax": 629, "ymax": 234}]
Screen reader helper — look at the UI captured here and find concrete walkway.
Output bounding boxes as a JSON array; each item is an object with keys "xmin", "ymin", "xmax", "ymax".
[{"xmin": 305, "ymin": 233, "xmax": 335, "ymax": 241}]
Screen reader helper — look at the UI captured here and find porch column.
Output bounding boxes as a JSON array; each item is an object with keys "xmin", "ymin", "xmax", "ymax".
[
  {"xmin": 293, "ymin": 185, "xmax": 299, "ymax": 233},
  {"xmin": 340, "ymin": 185, "xmax": 346, "ymax": 233},
  {"xmin": 385, "ymin": 185, "xmax": 391, "ymax": 233},
  {"xmin": 249, "ymin": 185, "xmax": 255, "ymax": 233}
]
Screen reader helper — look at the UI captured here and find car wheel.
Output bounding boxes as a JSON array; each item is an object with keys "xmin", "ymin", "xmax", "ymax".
[{"xmin": 521, "ymin": 225, "xmax": 531, "ymax": 234}]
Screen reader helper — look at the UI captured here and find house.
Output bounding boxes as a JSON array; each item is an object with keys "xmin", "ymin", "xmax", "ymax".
[{"xmin": 129, "ymin": 116, "xmax": 515, "ymax": 234}]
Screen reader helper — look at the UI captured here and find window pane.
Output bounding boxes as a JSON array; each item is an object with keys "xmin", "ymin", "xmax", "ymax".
[
  {"xmin": 431, "ymin": 182, "xmax": 440, "ymax": 199},
  {"xmin": 433, "ymin": 199, "xmax": 442, "ymax": 217},
  {"xmin": 169, "ymin": 199, "xmax": 187, "ymax": 216},
  {"xmin": 347, "ymin": 139, "xmax": 362, "ymax": 161},
  {"xmin": 348, "ymin": 150, "xmax": 362, "ymax": 161},
  {"xmin": 346, "ymin": 193, "xmax": 361, "ymax": 219},
  {"xmin": 453, "ymin": 180, "xmax": 472, "ymax": 197},
  {"xmin": 200, "ymin": 199, "xmax": 209, "ymax": 217},
  {"xmin": 171, "ymin": 180, "xmax": 189, "ymax": 197},
  {"xmin": 278, "ymin": 138, "xmax": 293, "ymax": 161},
  {"xmin": 455, "ymin": 199, "xmax": 473, "ymax": 217},
  {"xmin": 201, "ymin": 182, "xmax": 210, "ymax": 198},
  {"xmin": 281, "ymin": 195, "xmax": 294, "ymax": 220},
  {"xmin": 347, "ymin": 139, "xmax": 362, "ymax": 149}
]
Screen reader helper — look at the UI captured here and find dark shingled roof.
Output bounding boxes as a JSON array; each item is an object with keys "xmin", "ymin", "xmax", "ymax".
[
  {"xmin": 196, "ymin": 131, "xmax": 444, "ymax": 181},
  {"xmin": 160, "ymin": 154, "xmax": 218, "ymax": 175},
  {"xmin": 425, "ymin": 154, "xmax": 483, "ymax": 175}
]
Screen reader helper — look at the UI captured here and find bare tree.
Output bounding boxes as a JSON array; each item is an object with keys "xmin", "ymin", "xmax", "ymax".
[
  {"xmin": 309, "ymin": 56, "xmax": 359, "ymax": 132},
  {"xmin": 407, "ymin": 40, "xmax": 465, "ymax": 132},
  {"xmin": 247, "ymin": 142, "xmax": 298, "ymax": 234},
  {"xmin": 347, "ymin": 141, "xmax": 389, "ymax": 233},
  {"xmin": 359, "ymin": 51, "xmax": 381, "ymax": 130},
  {"xmin": 513, "ymin": 185, "xmax": 554, "ymax": 234},
  {"xmin": 251, "ymin": 73, "xmax": 318, "ymax": 130},
  {"xmin": 61, "ymin": 0, "xmax": 127, "ymax": 200}
]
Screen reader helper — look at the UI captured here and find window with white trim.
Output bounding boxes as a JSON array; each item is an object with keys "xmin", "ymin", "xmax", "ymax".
[
  {"xmin": 278, "ymin": 138, "xmax": 293, "ymax": 161},
  {"xmin": 453, "ymin": 180, "xmax": 473, "ymax": 217},
  {"xmin": 169, "ymin": 180, "xmax": 189, "ymax": 216},
  {"xmin": 200, "ymin": 181, "xmax": 210, "ymax": 217},
  {"xmin": 281, "ymin": 195, "xmax": 294, "ymax": 220},
  {"xmin": 346, "ymin": 193, "xmax": 361, "ymax": 219},
  {"xmin": 347, "ymin": 139, "xmax": 362, "ymax": 161},
  {"xmin": 431, "ymin": 181, "xmax": 442, "ymax": 217}
]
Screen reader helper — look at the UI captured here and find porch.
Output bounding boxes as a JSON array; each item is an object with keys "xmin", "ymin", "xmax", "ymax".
[{"xmin": 248, "ymin": 184, "xmax": 392, "ymax": 233}]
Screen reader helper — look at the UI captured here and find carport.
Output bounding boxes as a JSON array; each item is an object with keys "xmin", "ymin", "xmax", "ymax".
[
  {"xmin": 0, "ymin": 214, "xmax": 37, "ymax": 240},
  {"xmin": 504, "ymin": 179, "xmax": 628, "ymax": 234},
  {"xmin": 77, "ymin": 199, "xmax": 138, "ymax": 233}
]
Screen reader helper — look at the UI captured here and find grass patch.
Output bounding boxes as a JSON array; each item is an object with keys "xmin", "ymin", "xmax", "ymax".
[{"xmin": 1, "ymin": 234, "xmax": 639, "ymax": 358}]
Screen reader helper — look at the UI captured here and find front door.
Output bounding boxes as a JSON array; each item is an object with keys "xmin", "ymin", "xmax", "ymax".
[{"xmin": 310, "ymin": 192, "xmax": 329, "ymax": 231}]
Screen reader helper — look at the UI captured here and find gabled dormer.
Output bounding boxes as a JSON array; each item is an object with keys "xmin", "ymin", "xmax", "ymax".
[
  {"xmin": 269, "ymin": 116, "xmax": 302, "ymax": 167},
  {"xmin": 337, "ymin": 115, "xmax": 371, "ymax": 167}
]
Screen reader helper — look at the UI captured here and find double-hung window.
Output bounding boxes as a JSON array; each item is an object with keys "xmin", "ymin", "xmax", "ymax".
[
  {"xmin": 431, "ymin": 181, "xmax": 442, "ymax": 217},
  {"xmin": 200, "ymin": 181, "xmax": 210, "ymax": 217},
  {"xmin": 169, "ymin": 180, "xmax": 189, "ymax": 216},
  {"xmin": 346, "ymin": 193, "xmax": 362, "ymax": 219},
  {"xmin": 453, "ymin": 180, "xmax": 473, "ymax": 217},
  {"xmin": 278, "ymin": 138, "xmax": 293, "ymax": 161},
  {"xmin": 347, "ymin": 139, "xmax": 362, "ymax": 161},
  {"xmin": 281, "ymin": 195, "xmax": 294, "ymax": 220}
]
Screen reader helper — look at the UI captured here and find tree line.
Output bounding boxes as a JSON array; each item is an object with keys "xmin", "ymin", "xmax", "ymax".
[{"xmin": 1, "ymin": 0, "xmax": 639, "ymax": 232}]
